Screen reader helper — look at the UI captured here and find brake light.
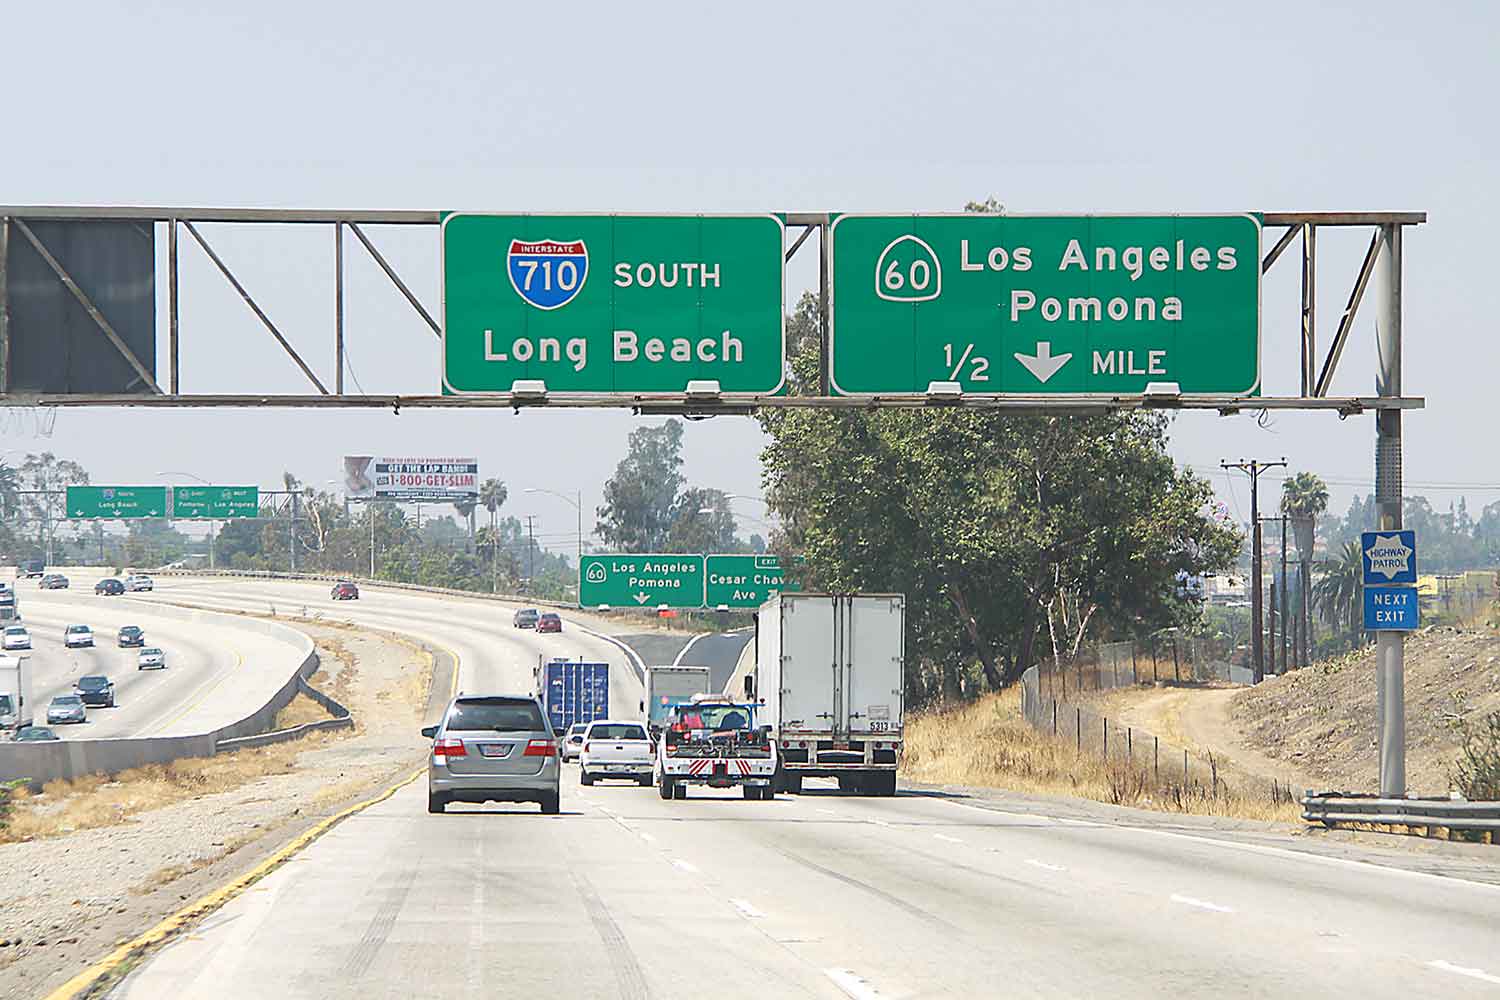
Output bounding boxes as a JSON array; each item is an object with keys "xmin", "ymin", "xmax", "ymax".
[
  {"xmin": 583, "ymin": 741, "xmax": 592, "ymax": 754},
  {"xmin": 524, "ymin": 739, "xmax": 556, "ymax": 757},
  {"xmin": 433, "ymin": 738, "xmax": 466, "ymax": 758}
]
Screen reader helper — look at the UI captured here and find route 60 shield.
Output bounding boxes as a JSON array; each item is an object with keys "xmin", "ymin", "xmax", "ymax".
[{"xmin": 506, "ymin": 238, "xmax": 588, "ymax": 310}]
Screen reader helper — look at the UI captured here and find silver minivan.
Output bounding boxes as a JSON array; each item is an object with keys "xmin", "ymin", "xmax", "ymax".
[{"xmin": 424, "ymin": 695, "xmax": 560, "ymax": 814}]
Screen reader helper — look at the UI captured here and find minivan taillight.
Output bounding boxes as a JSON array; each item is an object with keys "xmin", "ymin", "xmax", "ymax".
[
  {"xmin": 433, "ymin": 738, "xmax": 467, "ymax": 758},
  {"xmin": 583, "ymin": 741, "xmax": 592, "ymax": 754},
  {"xmin": 524, "ymin": 739, "xmax": 557, "ymax": 757}
]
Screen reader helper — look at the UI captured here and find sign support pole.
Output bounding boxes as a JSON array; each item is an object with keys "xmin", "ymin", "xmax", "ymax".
[{"xmin": 1375, "ymin": 223, "xmax": 1405, "ymax": 798}]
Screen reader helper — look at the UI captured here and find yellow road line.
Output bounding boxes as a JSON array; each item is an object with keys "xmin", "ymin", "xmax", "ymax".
[
  {"xmin": 43, "ymin": 767, "xmax": 424, "ymax": 1000},
  {"xmin": 141, "ymin": 648, "xmax": 244, "ymax": 737}
]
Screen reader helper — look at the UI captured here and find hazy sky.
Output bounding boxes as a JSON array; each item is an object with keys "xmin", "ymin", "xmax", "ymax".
[{"xmin": 3, "ymin": 1, "xmax": 1496, "ymax": 548}]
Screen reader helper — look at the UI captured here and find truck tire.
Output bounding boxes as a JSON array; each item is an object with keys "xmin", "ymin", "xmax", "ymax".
[
  {"xmin": 837, "ymin": 775, "xmax": 859, "ymax": 794},
  {"xmin": 637, "ymin": 773, "xmax": 653, "ymax": 787},
  {"xmin": 785, "ymin": 773, "xmax": 803, "ymax": 795},
  {"xmin": 658, "ymin": 776, "xmax": 674, "ymax": 800},
  {"xmin": 866, "ymin": 770, "xmax": 897, "ymax": 797},
  {"xmin": 743, "ymin": 786, "xmax": 759, "ymax": 800},
  {"xmin": 673, "ymin": 783, "xmax": 687, "ymax": 800},
  {"xmin": 761, "ymin": 785, "xmax": 775, "ymax": 801}
]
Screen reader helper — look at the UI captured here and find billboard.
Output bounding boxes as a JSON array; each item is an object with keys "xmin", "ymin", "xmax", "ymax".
[{"xmin": 342, "ymin": 456, "xmax": 479, "ymax": 502}]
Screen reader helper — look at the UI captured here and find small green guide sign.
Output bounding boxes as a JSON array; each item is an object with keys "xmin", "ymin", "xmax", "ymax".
[
  {"xmin": 442, "ymin": 214, "xmax": 785, "ymax": 395},
  {"xmin": 66, "ymin": 486, "xmax": 168, "ymax": 519},
  {"xmin": 704, "ymin": 554, "xmax": 800, "ymax": 609},
  {"xmin": 171, "ymin": 486, "xmax": 259, "ymax": 519},
  {"xmin": 579, "ymin": 554, "xmax": 705, "ymax": 608},
  {"xmin": 829, "ymin": 214, "xmax": 1261, "ymax": 395}
]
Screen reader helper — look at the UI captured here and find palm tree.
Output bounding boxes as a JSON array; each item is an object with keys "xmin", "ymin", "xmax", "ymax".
[
  {"xmin": 479, "ymin": 478, "xmax": 508, "ymax": 531},
  {"xmin": 1313, "ymin": 539, "xmax": 1364, "ymax": 639},
  {"xmin": 1281, "ymin": 472, "xmax": 1330, "ymax": 664}
]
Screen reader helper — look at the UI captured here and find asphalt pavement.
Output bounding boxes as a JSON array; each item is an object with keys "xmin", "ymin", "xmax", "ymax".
[{"xmin": 102, "ymin": 577, "xmax": 1500, "ymax": 999}]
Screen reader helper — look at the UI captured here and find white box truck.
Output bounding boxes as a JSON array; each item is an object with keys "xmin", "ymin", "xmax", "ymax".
[
  {"xmin": 641, "ymin": 665, "xmax": 713, "ymax": 734},
  {"xmin": 0, "ymin": 654, "xmax": 34, "ymax": 731},
  {"xmin": 752, "ymin": 593, "xmax": 905, "ymax": 796}
]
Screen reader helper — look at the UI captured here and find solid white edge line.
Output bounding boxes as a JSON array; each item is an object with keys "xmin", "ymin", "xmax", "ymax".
[
  {"xmin": 940, "ymin": 798, "xmax": 1500, "ymax": 896},
  {"xmin": 568, "ymin": 621, "xmax": 647, "ymax": 681},
  {"xmin": 730, "ymin": 898, "xmax": 766, "ymax": 919},
  {"xmin": 671, "ymin": 858, "xmax": 699, "ymax": 873},
  {"xmin": 638, "ymin": 831, "xmax": 657, "ymax": 843},
  {"xmin": 1427, "ymin": 960, "xmax": 1500, "ymax": 985},
  {"xmin": 672, "ymin": 632, "xmax": 711, "ymax": 668},
  {"xmin": 825, "ymin": 968, "xmax": 883, "ymax": 1000},
  {"xmin": 934, "ymin": 833, "xmax": 964, "ymax": 844},
  {"xmin": 1025, "ymin": 859, "xmax": 1066, "ymax": 872},
  {"xmin": 1170, "ymin": 894, "xmax": 1235, "ymax": 913}
]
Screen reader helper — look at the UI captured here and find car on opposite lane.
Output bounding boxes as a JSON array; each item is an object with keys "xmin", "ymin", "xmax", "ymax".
[
  {"xmin": 512, "ymin": 608, "xmax": 539, "ymax": 629},
  {"xmin": 39, "ymin": 573, "xmax": 69, "ymax": 590},
  {"xmin": 536, "ymin": 612, "xmax": 563, "ymax": 634},
  {"xmin": 330, "ymin": 581, "xmax": 359, "ymax": 601},
  {"xmin": 579, "ymin": 720, "xmax": 654, "ymax": 786},
  {"xmin": 117, "ymin": 625, "xmax": 146, "ymax": 648},
  {"xmin": 137, "ymin": 647, "xmax": 166, "ymax": 670},
  {"xmin": 19, "ymin": 560, "xmax": 45, "ymax": 579},
  {"xmin": 561, "ymin": 722, "xmax": 588, "ymax": 762},
  {"xmin": 424, "ymin": 695, "xmax": 560, "ymax": 815},
  {"xmin": 2, "ymin": 625, "xmax": 30, "ymax": 651},
  {"xmin": 12, "ymin": 725, "xmax": 59, "ymax": 742},
  {"xmin": 47, "ymin": 695, "xmax": 86, "ymax": 725},
  {"xmin": 74, "ymin": 675, "xmax": 116, "ymax": 708},
  {"xmin": 94, "ymin": 579, "xmax": 124, "ymax": 596},
  {"xmin": 64, "ymin": 624, "xmax": 94, "ymax": 648},
  {"xmin": 124, "ymin": 574, "xmax": 154, "ymax": 592}
]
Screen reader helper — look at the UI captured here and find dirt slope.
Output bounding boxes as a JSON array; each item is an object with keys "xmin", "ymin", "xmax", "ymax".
[{"xmin": 1230, "ymin": 626, "xmax": 1500, "ymax": 794}]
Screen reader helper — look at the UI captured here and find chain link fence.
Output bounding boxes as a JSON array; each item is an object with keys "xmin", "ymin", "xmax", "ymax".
[
  {"xmin": 1020, "ymin": 649, "xmax": 1300, "ymax": 808},
  {"xmin": 1034, "ymin": 631, "xmax": 1253, "ymax": 703}
]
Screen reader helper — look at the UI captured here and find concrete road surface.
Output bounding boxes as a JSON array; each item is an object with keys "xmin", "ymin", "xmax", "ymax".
[
  {"xmin": 617, "ymin": 628, "xmax": 753, "ymax": 693},
  {"xmin": 6, "ymin": 587, "xmax": 301, "ymax": 739},
  {"xmin": 108, "ymin": 578, "xmax": 1500, "ymax": 999}
]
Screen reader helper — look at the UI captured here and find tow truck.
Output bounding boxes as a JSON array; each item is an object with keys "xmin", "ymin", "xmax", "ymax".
[{"xmin": 655, "ymin": 695, "xmax": 777, "ymax": 801}]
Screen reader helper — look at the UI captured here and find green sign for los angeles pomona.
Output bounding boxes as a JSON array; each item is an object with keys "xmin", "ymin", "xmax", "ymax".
[
  {"xmin": 829, "ymin": 214, "xmax": 1261, "ymax": 395},
  {"xmin": 579, "ymin": 554, "xmax": 705, "ymax": 608},
  {"xmin": 442, "ymin": 214, "xmax": 785, "ymax": 395}
]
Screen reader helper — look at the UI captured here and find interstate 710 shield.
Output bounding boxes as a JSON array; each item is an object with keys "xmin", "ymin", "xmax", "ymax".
[{"xmin": 506, "ymin": 239, "xmax": 588, "ymax": 310}]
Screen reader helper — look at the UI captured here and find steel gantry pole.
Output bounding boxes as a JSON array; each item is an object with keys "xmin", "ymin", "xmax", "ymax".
[{"xmin": 1375, "ymin": 223, "xmax": 1405, "ymax": 798}]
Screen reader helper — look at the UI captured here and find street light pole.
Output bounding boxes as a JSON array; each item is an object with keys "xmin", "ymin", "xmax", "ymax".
[{"xmin": 522, "ymin": 487, "xmax": 585, "ymax": 592}]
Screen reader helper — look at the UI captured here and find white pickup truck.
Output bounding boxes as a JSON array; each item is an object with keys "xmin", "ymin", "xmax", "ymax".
[{"xmin": 578, "ymin": 720, "xmax": 654, "ymax": 787}]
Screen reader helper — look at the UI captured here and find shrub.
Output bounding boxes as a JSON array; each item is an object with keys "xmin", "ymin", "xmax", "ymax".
[{"xmin": 1451, "ymin": 711, "xmax": 1500, "ymax": 801}]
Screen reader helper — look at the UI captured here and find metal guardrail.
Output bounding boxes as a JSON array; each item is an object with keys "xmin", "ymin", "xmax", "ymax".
[{"xmin": 1302, "ymin": 794, "xmax": 1500, "ymax": 832}]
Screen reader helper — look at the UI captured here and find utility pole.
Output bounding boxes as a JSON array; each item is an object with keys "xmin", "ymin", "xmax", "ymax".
[
  {"xmin": 1280, "ymin": 514, "xmax": 1289, "ymax": 674},
  {"xmin": 1223, "ymin": 458, "xmax": 1286, "ymax": 684},
  {"xmin": 288, "ymin": 491, "xmax": 298, "ymax": 573},
  {"xmin": 525, "ymin": 515, "xmax": 536, "ymax": 589}
]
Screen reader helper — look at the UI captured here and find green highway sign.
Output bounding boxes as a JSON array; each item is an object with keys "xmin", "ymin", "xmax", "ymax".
[
  {"xmin": 442, "ymin": 214, "xmax": 786, "ymax": 395},
  {"xmin": 829, "ymin": 214, "xmax": 1261, "ymax": 395},
  {"xmin": 705, "ymin": 554, "xmax": 800, "ymax": 609},
  {"xmin": 171, "ymin": 486, "xmax": 259, "ymax": 519},
  {"xmin": 579, "ymin": 554, "xmax": 705, "ymax": 608},
  {"xmin": 66, "ymin": 486, "xmax": 168, "ymax": 519}
]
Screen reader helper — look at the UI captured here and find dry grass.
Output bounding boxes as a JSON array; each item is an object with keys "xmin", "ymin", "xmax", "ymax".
[
  {"xmin": 1, "ymin": 736, "xmax": 336, "ymax": 843},
  {"xmin": 902, "ymin": 688, "xmax": 1301, "ymax": 823},
  {"xmin": 273, "ymin": 692, "xmax": 334, "ymax": 729}
]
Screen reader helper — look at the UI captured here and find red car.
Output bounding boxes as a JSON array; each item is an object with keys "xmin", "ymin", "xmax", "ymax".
[
  {"xmin": 330, "ymin": 581, "xmax": 359, "ymax": 601},
  {"xmin": 536, "ymin": 612, "xmax": 562, "ymax": 633}
]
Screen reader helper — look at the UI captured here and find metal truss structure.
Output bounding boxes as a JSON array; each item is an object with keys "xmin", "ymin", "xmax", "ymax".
[{"xmin": 0, "ymin": 206, "xmax": 1423, "ymax": 416}]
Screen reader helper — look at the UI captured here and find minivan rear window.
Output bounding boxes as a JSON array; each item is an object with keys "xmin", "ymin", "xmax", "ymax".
[
  {"xmin": 446, "ymin": 698, "xmax": 545, "ymax": 732},
  {"xmin": 588, "ymin": 723, "xmax": 648, "ymax": 741}
]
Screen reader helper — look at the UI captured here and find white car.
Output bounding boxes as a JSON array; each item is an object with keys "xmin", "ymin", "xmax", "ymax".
[
  {"xmin": 63, "ymin": 624, "xmax": 94, "ymax": 648},
  {"xmin": 561, "ymin": 722, "xmax": 588, "ymax": 762},
  {"xmin": 124, "ymin": 575, "xmax": 154, "ymax": 592},
  {"xmin": 579, "ymin": 720, "xmax": 655, "ymax": 787},
  {"xmin": 2, "ymin": 625, "xmax": 29, "ymax": 651},
  {"xmin": 137, "ymin": 646, "xmax": 166, "ymax": 670}
]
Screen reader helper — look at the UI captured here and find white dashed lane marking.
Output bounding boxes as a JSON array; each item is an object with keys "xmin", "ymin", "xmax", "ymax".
[
  {"xmin": 1025, "ymin": 859, "xmax": 1066, "ymax": 872},
  {"xmin": 730, "ymin": 898, "xmax": 767, "ymax": 919},
  {"xmin": 933, "ymin": 834, "xmax": 964, "ymax": 844},
  {"xmin": 825, "ymin": 967, "xmax": 884, "ymax": 999},
  {"xmin": 1171, "ymin": 894, "xmax": 1234, "ymax": 913},
  {"xmin": 1428, "ymin": 960, "xmax": 1500, "ymax": 985},
  {"xmin": 671, "ymin": 859, "xmax": 699, "ymax": 874}
]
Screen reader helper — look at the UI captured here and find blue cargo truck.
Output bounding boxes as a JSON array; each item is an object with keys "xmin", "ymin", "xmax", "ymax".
[{"xmin": 536, "ymin": 657, "xmax": 610, "ymax": 735}]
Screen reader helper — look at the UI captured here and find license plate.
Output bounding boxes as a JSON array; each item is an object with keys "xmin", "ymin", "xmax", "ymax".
[
  {"xmin": 477, "ymin": 744, "xmax": 511, "ymax": 758},
  {"xmin": 833, "ymin": 742, "xmax": 849, "ymax": 750},
  {"xmin": 607, "ymin": 764, "xmax": 633, "ymax": 771}
]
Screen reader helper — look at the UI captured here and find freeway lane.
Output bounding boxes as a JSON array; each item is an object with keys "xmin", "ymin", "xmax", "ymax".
[
  {"xmin": 4, "ymin": 589, "xmax": 292, "ymax": 739},
  {"xmin": 107, "ymin": 577, "xmax": 1500, "ymax": 999}
]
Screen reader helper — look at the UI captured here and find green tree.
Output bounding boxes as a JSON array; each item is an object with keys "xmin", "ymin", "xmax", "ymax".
[
  {"xmin": 665, "ymin": 488, "xmax": 742, "ymax": 554},
  {"xmin": 596, "ymin": 420, "xmax": 686, "ymax": 552},
  {"xmin": 1313, "ymin": 539, "xmax": 1365, "ymax": 639}
]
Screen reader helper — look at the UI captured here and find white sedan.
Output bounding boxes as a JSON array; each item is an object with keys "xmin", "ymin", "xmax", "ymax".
[
  {"xmin": 137, "ymin": 647, "xmax": 166, "ymax": 670},
  {"xmin": 124, "ymin": 575, "xmax": 154, "ymax": 592},
  {"xmin": 1, "ymin": 625, "xmax": 30, "ymax": 651},
  {"xmin": 578, "ymin": 720, "xmax": 655, "ymax": 787},
  {"xmin": 63, "ymin": 624, "xmax": 94, "ymax": 648}
]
